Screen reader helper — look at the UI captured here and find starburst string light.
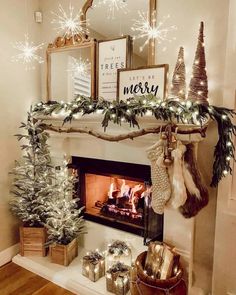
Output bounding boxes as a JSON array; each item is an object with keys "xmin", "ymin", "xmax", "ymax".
[
  {"xmin": 67, "ymin": 57, "xmax": 91, "ymax": 78},
  {"xmin": 96, "ymin": 0, "xmax": 128, "ymax": 19},
  {"xmin": 51, "ymin": 4, "xmax": 89, "ymax": 38},
  {"xmin": 131, "ymin": 11, "xmax": 177, "ymax": 52},
  {"xmin": 12, "ymin": 34, "xmax": 44, "ymax": 69}
]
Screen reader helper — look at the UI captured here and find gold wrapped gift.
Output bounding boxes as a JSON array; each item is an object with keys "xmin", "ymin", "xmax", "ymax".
[
  {"xmin": 82, "ymin": 251, "xmax": 105, "ymax": 282},
  {"xmin": 106, "ymin": 262, "xmax": 130, "ymax": 295}
]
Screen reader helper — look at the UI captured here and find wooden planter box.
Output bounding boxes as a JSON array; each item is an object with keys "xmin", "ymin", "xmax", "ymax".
[
  {"xmin": 20, "ymin": 226, "xmax": 47, "ymax": 257},
  {"xmin": 49, "ymin": 239, "xmax": 78, "ymax": 266}
]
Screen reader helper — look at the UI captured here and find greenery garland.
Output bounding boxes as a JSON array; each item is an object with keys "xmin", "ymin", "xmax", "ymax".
[{"xmin": 33, "ymin": 95, "xmax": 236, "ymax": 187}]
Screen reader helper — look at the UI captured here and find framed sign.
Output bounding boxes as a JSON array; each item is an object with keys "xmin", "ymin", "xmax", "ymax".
[
  {"xmin": 117, "ymin": 64, "xmax": 169, "ymax": 101},
  {"xmin": 97, "ymin": 36, "xmax": 132, "ymax": 101}
]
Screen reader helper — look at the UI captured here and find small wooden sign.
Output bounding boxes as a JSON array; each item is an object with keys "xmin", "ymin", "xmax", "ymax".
[
  {"xmin": 117, "ymin": 64, "xmax": 169, "ymax": 101},
  {"xmin": 97, "ymin": 36, "xmax": 132, "ymax": 101}
]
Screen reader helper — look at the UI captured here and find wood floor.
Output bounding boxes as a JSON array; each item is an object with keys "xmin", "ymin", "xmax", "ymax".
[{"xmin": 0, "ymin": 262, "xmax": 75, "ymax": 295}]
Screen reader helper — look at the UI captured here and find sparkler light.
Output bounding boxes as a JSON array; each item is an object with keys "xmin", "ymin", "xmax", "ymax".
[
  {"xmin": 97, "ymin": 0, "xmax": 128, "ymax": 19},
  {"xmin": 67, "ymin": 57, "xmax": 91, "ymax": 78},
  {"xmin": 51, "ymin": 4, "xmax": 89, "ymax": 38},
  {"xmin": 12, "ymin": 34, "xmax": 44, "ymax": 69},
  {"xmin": 131, "ymin": 11, "xmax": 177, "ymax": 52}
]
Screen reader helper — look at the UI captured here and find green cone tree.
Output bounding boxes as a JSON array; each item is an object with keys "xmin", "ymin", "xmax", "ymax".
[
  {"xmin": 10, "ymin": 111, "xmax": 54, "ymax": 227},
  {"xmin": 45, "ymin": 160, "xmax": 85, "ymax": 245}
]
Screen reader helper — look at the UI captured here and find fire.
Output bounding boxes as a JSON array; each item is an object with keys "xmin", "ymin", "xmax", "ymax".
[
  {"xmin": 107, "ymin": 179, "xmax": 144, "ymax": 213},
  {"xmin": 108, "ymin": 182, "xmax": 114, "ymax": 199}
]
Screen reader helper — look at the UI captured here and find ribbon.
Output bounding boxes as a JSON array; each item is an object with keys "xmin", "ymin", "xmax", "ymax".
[
  {"xmin": 108, "ymin": 240, "xmax": 130, "ymax": 256},
  {"xmin": 83, "ymin": 251, "xmax": 104, "ymax": 264},
  {"xmin": 107, "ymin": 262, "xmax": 130, "ymax": 274}
]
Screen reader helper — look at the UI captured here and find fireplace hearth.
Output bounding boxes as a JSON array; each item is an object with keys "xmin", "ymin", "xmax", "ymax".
[{"xmin": 71, "ymin": 157, "xmax": 163, "ymax": 243}]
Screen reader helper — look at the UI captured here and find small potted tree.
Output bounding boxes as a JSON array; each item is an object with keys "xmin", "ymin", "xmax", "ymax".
[
  {"xmin": 46, "ymin": 160, "xmax": 85, "ymax": 266},
  {"xmin": 10, "ymin": 112, "xmax": 54, "ymax": 256}
]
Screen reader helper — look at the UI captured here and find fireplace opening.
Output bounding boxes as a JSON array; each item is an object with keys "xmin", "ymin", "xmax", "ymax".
[
  {"xmin": 85, "ymin": 174, "xmax": 148, "ymax": 226},
  {"xmin": 71, "ymin": 157, "xmax": 163, "ymax": 243}
]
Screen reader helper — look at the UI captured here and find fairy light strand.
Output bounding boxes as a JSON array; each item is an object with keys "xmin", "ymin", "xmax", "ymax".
[{"xmin": 32, "ymin": 95, "xmax": 236, "ymax": 187}]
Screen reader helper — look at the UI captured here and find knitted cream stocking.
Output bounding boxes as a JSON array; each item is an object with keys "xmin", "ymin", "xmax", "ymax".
[
  {"xmin": 146, "ymin": 140, "xmax": 171, "ymax": 214},
  {"xmin": 168, "ymin": 141, "xmax": 187, "ymax": 209}
]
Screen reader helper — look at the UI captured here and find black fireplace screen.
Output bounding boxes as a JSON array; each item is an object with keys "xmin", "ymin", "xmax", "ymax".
[{"xmin": 71, "ymin": 156, "xmax": 163, "ymax": 244}]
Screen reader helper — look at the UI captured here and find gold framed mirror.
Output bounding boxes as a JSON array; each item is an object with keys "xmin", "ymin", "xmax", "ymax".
[
  {"xmin": 46, "ymin": 36, "xmax": 96, "ymax": 102},
  {"xmin": 81, "ymin": 0, "xmax": 157, "ymax": 66},
  {"xmin": 46, "ymin": 0, "xmax": 157, "ymax": 102}
]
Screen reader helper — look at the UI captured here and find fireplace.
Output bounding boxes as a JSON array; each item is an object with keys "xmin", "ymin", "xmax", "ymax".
[{"xmin": 71, "ymin": 156, "xmax": 163, "ymax": 243}]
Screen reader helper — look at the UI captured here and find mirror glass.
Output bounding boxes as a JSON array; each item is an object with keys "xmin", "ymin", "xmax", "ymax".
[
  {"xmin": 50, "ymin": 47, "xmax": 92, "ymax": 101},
  {"xmin": 87, "ymin": 0, "xmax": 150, "ymax": 67}
]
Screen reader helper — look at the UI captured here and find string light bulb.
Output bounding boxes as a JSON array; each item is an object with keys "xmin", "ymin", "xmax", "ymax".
[
  {"xmin": 222, "ymin": 114, "xmax": 227, "ymax": 120},
  {"xmin": 186, "ymin": 100, "xmax": 192, "ymax": 108}
]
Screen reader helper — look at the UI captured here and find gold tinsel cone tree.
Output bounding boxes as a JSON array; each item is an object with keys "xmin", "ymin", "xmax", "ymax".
[
  {"xmin": 170, "ymin": 46, "xmax": 186, "ymax": 100},
  {"xmin": 188, "ymin": 22, "xmax": 208, "ymax": 104}
]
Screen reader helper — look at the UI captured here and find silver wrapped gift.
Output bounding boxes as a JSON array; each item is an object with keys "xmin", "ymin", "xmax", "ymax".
[
  {"xmin": 106, "ymin": 240, "xmax": 132, "ymax": 271},
  {"xmin": 106, "ymin": 262, "xmax": 130, "ymax": 295}
]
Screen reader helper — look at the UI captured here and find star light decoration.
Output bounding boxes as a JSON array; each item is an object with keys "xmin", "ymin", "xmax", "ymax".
[
  {"xmin": 96, "ymin": 0, "xmax": 128, "ymax": 19},
  {"xmin": 131, "ymin": 11, "xmax": 177, "ymax": 52},
  {"xmin": 51, "ymin": 4, "xmax": 89, "ymax": 39},
  {"xmin": 67, "ymin": 57, "xmax": 91, "ymax": 79},
  {"xmin": 12, "ymin": 34, "xmax": 44, "ymax": 69}
]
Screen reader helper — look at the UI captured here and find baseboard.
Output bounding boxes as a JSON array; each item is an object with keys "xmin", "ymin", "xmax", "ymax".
[{"xmin": 0, "ymin": 243, "xmax": 19, "ymax": 267}]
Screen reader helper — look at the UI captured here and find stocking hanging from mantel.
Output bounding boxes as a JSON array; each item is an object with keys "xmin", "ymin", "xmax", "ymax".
[
  {"xmin": 180, "ymin": 143, "xmax": 209, "ymax": 218},
  {"xmin": 146, "ymin": 140, "xmax": 171, "ymax": 215},
  {"xmin": 147, "ymin": 139, "xmax": 209, "ymax": 217},
  {"xmin": 167, "ymin": 141, "xmax": 188, "ymax": 209}
]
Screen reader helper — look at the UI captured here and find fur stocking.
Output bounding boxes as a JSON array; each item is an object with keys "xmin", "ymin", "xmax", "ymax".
[
  {"xmin": 167, "ymin": 141, "xmax": 187, "ymax": 209},
  {"xmin": 179, "ymin": 143, "xmax": 209, "ymax": 218},
  {"xmin": 146, "ymin": 140, "xmax": 171, "ymax": 214}
]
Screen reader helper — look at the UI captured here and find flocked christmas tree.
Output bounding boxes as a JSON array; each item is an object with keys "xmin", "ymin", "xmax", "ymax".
[
  {"xmin": 188, "ymin": 21, "xmax": 209, "ymax": 104},
  {"xmin": 10, "ymin": 111, "xmax": 54, "ymax": 227},
  {"xmin": 170, "ymin": 46, "xmax": 186, "ymax": 100},
  {"xmin": 45, "ymin": 159, "xmax": 85, "ymax": 245}
]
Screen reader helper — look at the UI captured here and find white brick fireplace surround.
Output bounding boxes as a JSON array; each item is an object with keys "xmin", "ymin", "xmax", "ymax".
[{"xmin": 13, "ymin": 114, "xmax": 206, "ymax": 295}]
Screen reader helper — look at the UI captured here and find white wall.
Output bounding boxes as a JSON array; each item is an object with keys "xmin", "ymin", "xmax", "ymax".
[
  {"xmin": 213, "ymin": 0, "xmax": 236, "ymax": 294},
  {"xmin": 154, "ymin": 0, "xmax": 230, "ymax": 293},
  {"xmin": 0, "ymin": 0, "xmax": 41, "ymax": 252}
]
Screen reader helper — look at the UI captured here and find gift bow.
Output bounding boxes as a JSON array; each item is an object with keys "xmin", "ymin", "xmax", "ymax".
[{"xmin": 84, "ymin": 251, "xmax": 104, "ymax": 264}]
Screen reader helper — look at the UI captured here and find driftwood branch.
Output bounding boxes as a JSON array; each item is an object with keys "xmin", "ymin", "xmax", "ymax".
[{"xmin": 41, "ymin": 123, "xmax": 207, "ymax": 142}]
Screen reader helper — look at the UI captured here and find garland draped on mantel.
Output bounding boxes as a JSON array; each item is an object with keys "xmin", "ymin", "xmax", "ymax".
[{"xmin": 32, "ymin": 95, "xmax": 236, "ymax": 187}]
